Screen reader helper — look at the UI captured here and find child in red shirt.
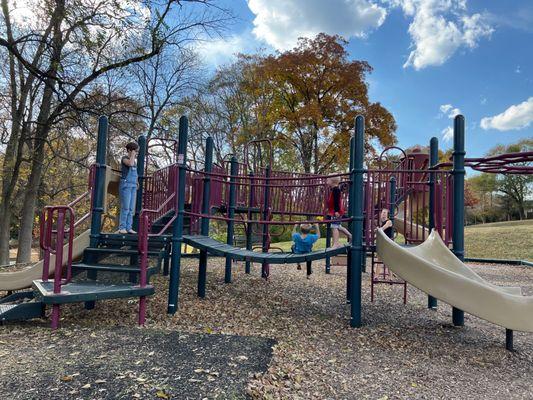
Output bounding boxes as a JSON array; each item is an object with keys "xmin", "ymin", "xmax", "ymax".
[{"xmin": 326, "ymin": 175, "xmax": 352, "ymax": 248}]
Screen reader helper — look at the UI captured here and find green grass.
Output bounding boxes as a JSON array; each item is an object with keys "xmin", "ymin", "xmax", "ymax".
[
  {"xmin": 272, "ymin": 220, "xmax": 532, "ymax": 261},
  {"xmin": 465, "ymin": 219, "xmax": 532, "ymax": 261}
]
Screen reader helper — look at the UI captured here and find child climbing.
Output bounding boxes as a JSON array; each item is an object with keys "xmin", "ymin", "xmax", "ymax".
[
  {"xmin": 118, "ymin": 141, "xmax": 139, "ymax": 234},
  {"xmin": 292, "ymin": 223, "xmax": 320, "ymax": 278},
  {"xmin": 380, "ymin": 208, "xmax": 393, "ymax": 238},
  {"xmin": 326, "ymin": 175, "xmax": 352, "ymax": 248}
]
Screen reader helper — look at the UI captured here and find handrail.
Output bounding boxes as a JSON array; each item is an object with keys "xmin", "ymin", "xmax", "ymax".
[{"xmin": 40, "ymin": 206, "xmax": 75, "ymax": 286}]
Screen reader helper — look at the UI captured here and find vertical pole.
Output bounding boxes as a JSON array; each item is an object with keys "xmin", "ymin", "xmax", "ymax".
[
  {"xmin": 388, "ymin": 177, "xmax": 396, "ymax": 230},
  {"xmin": 452, "ymin": 115, "xmax": 465, "ymax": 326},
  {"xmin": 346, "ymin": 135, "xmax": 355, "ymax": 302},
  {"xmin": 198, "ymin": 137, "xmax": 214, "ymax": 298},
  {"xmin": 245, "ymin": 172, "xmax": 255, "ymax": 274},
  {"xmin": 428, "ymin": 137, "xmax": 439, "ymax": 309},
  {"xmin": 350, "ymin": 116, "xmax": 364, "ymax": 327},
  {"xmin": 168, "ymin": 116, "xmax": 188, "ymax": 314},
  {"xmin": 89, "ymin": 116, "xmax": 108, "ymax": 249},
  {"xmin": 86, "ymin": 116, "xmax": 107, "ymax": 310},
  {"xmin": 506, "ymin": 329, "xmax": 513, "ymax": 351},
  {"xmin": 133, "ymin": 135, "xmax": 147, "ymax": 231},
  {"xmin": 325, "ymin": 222, "xmax": 332, "ymax": 273},
  {"xmin": 261, "ymin": 166, "xmax": 271, "ymax": 279},
  {"xmin": 225, "ymin": 156, "xmax": 238, "ymax": 283}
]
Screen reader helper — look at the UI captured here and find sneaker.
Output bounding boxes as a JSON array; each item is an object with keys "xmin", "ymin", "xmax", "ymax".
[
  {"xmin": 117, "ymin": 229, "xmax": 128, "ymax": 234},
  {"xmin": 128, "ymin": 229, "xmax": 137, "ymax": 234}
]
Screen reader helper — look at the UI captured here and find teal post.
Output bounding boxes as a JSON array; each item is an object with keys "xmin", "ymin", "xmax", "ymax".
[
  {"xmin": 428, "ymin": 137, "xmax": 438, "ymax": 309},
  {"xmin": 452, "ymin": 115, "xmax": 465, "ymax": 326},
  {"xmin": 325, "ymin": 223, "xmax": 331, "ymax": 273},
  {"xmin": 167, "ymin": 116, "xmax": 188, "ymax": 314},
  {"xmin": 86, "ymin": 115, "xmax": 108, "ymax": 310},
  {"xmin": 346, "ymin": 135, "xmax": 355, "ymax": 302},
  {"xmin": 198, "ymin": 137, "xmax": 213, "ymax": 298},
  {"xmin": 225, "ymin": 156, "xmax": 238, "ymax": 283},
  {"xmin": 349, "ymin": 116, "xmax": 364, "ymax": 327},
  {"xmin": 245, "ymin": 172, "xmax": 255, "ymax": 274},
  {"xmin": 133, "ymin": 135, "xmax": 147, "ymax": 231},
  {"xmin": 89, "ymin": 116, "xmax": 108, "ymax": 248},
  {"xmin": 261, "ymin": 166, "xmax": 271, "ymax": 279},
  {"xmin": 389, "ymin": 177, "xmax": 396, "ymax": 230}
]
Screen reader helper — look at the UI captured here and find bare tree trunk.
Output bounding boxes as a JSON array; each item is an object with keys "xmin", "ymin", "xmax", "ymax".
[
  {"xmin": 0, "ymin": 206, "xmax": 11, "ymax": 265},
  {"xmin": 16, "ymin": 0, "xmax": 64, "ymax": 263},
  {"xmin": 16, "ymin": 148, "xmax": 46, "ymax": 263},
  {"xmin": 15, "ymin": 85, "xmax": 58, "ymax": 263}
]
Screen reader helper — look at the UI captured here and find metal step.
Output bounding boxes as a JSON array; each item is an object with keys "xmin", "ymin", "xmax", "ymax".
[
  {"xmin": 72, "ymin": 263, "xmax": 159, "ymax": 279},
  {"xmin": 33, "ymin": 280, "xmax": 154, "ymax": 304},
  {"xmin": 99, "ymin": 233, "xmax": 171, "ymax": 245},
  {"xmin": 83, "ymin": 247, "xmax": 162, "ymax": 257},
  {"xmin": 0, "ymin": 304, "xmax": 17, "ymax": 314},
  {"xmin": 0, "ymin": 302, "xmax": 45, "ymax": 322}
]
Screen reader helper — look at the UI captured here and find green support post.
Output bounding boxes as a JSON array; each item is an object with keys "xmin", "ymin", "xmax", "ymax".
[
  {"xmin": 245, "ymin": 172, "xmax": 255, "ymax": 274},
  {"xmin": 325, "ymin": 223, "xmax": 331, "ymax": 274},
  {"xmin": 86, "ymin": 116, "xmax": 108, "ymax": 310},
  {"xmin": 346, "ymin": 135, "xmax": 355, "ymax": 302},
  {"xmin": 428, "ymin": 137, "xmax": 438, "ymax": 309},
  {"xmin": 225, "ymin": 156, "xmax": 238, "ymax": 283},
  {"xmin": 198, "ymin": 137, "xmax": 214, "ymax": 298},
  {"xmin": 261, "ymin": 166, "xmax": 271, "ymax": 279},
  {"xmin": 349, "ymin": 116, "xmax": 364, "ymax": 327},
  {"xmin": 389, "ymin": 177, "xmax": 396, "ymax": 232},
  {"xmin": 89, "ymin": 116, "xmax": 108, "ymax": 249},
  {"xmin": 452, "ymin": 115, "xmax": 465, "ymax": 326},
  {"xmin": 506, "ymin": 329, "xmax": 513, "ymax": 351},
  {"xmin": 168, "ymin": 116, "xmax": 188, "ymax": 314},
  {"xmin": 133, "ymin": 135, "xmax": 147, "ymax": 231}
]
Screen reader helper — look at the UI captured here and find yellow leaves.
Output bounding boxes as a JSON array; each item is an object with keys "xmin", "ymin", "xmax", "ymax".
[{"xmin": 155, "ymin": 390, "xmax": 169, "ymax": 399}]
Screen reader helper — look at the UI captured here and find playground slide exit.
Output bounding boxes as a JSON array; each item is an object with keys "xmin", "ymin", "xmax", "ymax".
[
  {"xmin": 376, "ymin": 228, "xmax": 533, "ymax": 332},
  {"xmin": 392, "ymin": 195, "xmax": 521, "ymax": 295},
  {"xmin": 0, "ymin": 167, "xmax": 120, "ymax": 291}
]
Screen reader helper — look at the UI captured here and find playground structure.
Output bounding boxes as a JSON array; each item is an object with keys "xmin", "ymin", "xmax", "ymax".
[{"xmin": 1, "ymin": 114, "xmax": 532, "ymax": 351}]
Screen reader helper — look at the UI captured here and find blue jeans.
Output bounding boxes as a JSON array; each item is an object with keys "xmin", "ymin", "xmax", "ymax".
[{"xmin": 119, "ymin": 182, "xmax": 137, "ymax": 231}]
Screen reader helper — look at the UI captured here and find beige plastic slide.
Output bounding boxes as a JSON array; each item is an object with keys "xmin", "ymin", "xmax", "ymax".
[
  {"xmin": 376, "ymin": 228, "xmax": 533, "ymax": 332},
  {"xmin": 0, "ymin": 167, "xmax": 120, "ymax": 291},
  {"xmin": 0, "ymin": 230, "xmax": 90, "ymax": 291},
  {"xmin": 393, "ymin": 201, "xmax": 521, "ymax": 295}
]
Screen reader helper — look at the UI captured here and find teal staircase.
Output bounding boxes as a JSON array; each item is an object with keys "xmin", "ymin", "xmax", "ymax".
[{"xmin": 0, "ymin": 213, "xmax": 179, "ymax": 326}]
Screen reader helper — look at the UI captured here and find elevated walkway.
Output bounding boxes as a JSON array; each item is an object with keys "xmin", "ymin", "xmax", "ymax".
[{"xmin": 182, "ymin": 235, "xmax": 349, "ymax": 264}]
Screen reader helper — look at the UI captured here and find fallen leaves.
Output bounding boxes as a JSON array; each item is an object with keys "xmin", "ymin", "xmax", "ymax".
[{"xmin": 155, "ymin": 389, "xmax": 170, "ymax": 399}]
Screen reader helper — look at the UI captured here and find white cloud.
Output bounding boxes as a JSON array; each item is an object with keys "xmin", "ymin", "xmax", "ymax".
[
  {"xmin": 439, "ymin": 104, "xmax": 462, "ymax": 118},
  {"xmin": 246, "ymin": 0, "xmax": 387, "ymax": 50},
  {"xmin": 441, "ymin": 126, "xmax": 454, "ymax": 142},
  {"xmin": 480, "ymin": 98, "xmax": 533, "ymax": 131},
  {"xmin": 480, "ymin": 96, "xmax": 487, "ymax": 105},
  {"xmin": 516, "ymin": 65, "xmax": 521, "ymax": 74},
  {"xmin": 394, "ymin": 0, "xmax": 493, "ymax": 70},
  {"xmin": 196, "ymin": 34, "xmax": 252, "ymax": 67}
]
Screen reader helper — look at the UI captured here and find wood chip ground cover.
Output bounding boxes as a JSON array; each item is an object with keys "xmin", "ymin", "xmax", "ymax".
[{"xmin": 1, "ymin": 258, "xmax": 533, "ymax": 399}]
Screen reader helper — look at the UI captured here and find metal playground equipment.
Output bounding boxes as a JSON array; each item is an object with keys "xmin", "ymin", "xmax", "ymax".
[{"xmin": 1, "ymin": 114, "xmax": 532, "ymax": 351}]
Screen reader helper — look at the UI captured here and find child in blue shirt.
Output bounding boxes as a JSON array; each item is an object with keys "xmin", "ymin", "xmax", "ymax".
[{"xmin": 292, "ymin": 223, "xmax": 320, "ymax": 278}]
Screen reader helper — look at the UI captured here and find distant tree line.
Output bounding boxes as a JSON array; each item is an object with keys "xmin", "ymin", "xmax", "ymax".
[{"xmin": 466, "ymin": 139, "xmax": 532, "ymax": 224}]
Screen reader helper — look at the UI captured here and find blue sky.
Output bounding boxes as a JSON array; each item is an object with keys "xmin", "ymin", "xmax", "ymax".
[{"xmin": 197, "ymin": 0, "xmax": 533, "ymax": 158}]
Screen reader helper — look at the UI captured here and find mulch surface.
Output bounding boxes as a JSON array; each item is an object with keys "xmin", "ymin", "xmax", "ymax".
[
  {"xmin": 1, "ymin": 258, "xmax": 533, "ymax": 399},
  {"xmin": 0, "ymin": 327, "xmax": 273, "ymax": 399}
]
